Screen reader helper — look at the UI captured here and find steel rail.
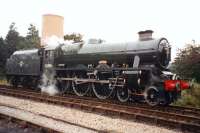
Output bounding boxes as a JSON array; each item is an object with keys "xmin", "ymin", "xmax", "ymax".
[
  {"xmin": 0, "ymin": 102, "xmax": 103, "ymax": 133},
  {"xmin": 0, "ymin": 86, "xmax": 199, "ymax": 132},
  {"xmin": 0, "ymin": 84, "xmax": 200, "ymax": 117}
]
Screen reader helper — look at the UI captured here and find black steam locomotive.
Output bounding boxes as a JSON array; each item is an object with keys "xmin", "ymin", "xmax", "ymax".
[{"xmin": 6, "ymin": 30, "xmax": 190, "ymax": 106}]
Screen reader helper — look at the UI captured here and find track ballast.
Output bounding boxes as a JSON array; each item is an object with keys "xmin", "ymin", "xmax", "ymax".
[{"xmin": 0, "ymin": 85, "xmax": 199, "ymax": 133}]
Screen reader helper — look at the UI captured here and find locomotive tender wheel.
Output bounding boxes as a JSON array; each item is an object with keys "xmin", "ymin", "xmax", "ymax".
[
  {"xmin": 11, "ymin": 77, "xmax": 18, "ymax": 87},
  {"xmin": 21, "ymin": 77, "xmax": 27, "ymax": 87},
  {"xmin": 144, "ymin": 86, "xmax": 159, "ymax": 106},
  {"xmin": 93, "ymin": 83, "xmax": 114, "ymax": 100},
  {"xmin": 32, "ymin": 78, "xmax": 39, "ymax": 90},
  {"xmin": 72, "ymin": 74, "xmax": 90, "ymax": 96},
  {"xmin": 116, "ymin": 87, "xmax": 130, "ymax": 102},
  {"xmin": 21, "ymin": 77, "xmax": 32, "ymax": 88}
]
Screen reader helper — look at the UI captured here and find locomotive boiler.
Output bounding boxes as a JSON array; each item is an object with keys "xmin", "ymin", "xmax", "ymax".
[{"xmin": 6, "ymin": 30, "xmax": 190, "ymax": 106}]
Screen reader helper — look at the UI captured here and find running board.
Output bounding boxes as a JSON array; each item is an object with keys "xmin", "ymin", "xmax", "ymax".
[
  {"xmin": 57, "ymin": 77, "xmax": 109, "ymax": 84},
  {"xmin": 56, "ymin": 77, "xmax": 125, "ymax": 87}
]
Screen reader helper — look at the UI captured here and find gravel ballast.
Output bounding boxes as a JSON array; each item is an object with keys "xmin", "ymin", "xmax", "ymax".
[
  {"xmin": 0, "ymin": 118, "xmax": 41, "ymax": 133},
  {"xmin": 0, "ymin": 95, "xmax": 181, "ymax": 133},
  {"xmin": 0, "ymin": 106, "xmax": 96, "ymax": 133}
]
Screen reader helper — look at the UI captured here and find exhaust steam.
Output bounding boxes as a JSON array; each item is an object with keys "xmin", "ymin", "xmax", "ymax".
[{"xmin": 39, "ymin": 73, "xmax": 58, "ymax": 96}]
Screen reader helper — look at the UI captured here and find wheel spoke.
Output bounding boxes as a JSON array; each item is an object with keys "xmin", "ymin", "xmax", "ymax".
[
  {"xmin": 144, "ymin": 86, "xmax": 159, "ymax": 106},
  {"xmin": 57, "ymin": 80, "xmax": 71, "ymax": 94},
  {"xmin": 117, "ymin": 87, "xmax": 130, "ymax": 102},
  {"xmin": 93, "ymin": 83, "xmax": 114, "ymax": 99},
  {"xmin": 72, "ymin": 73, "xmax": 90, "ymax": 96}
]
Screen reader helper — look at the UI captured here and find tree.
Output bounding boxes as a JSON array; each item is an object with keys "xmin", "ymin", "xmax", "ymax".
[
  {"xmin": 0, "ymin": 23, "xmax": 41, "ymax": 76},
  {"xmin": 0, "ymin": 37, "xmax": 6, "ymax": 74},
  {"xmin": 1, "ymin": 23, "xmax": 23, "ymax": 75},
  {"xmin": 15, "ymin": 24, "xmax": 40, "ymax": 49},
  {"xmin": 64, "ymin": 33, "xmax": 83, "ymax": 42},
  {"xmin": 172, "ymin": 45, "xmax": 200, "ymax": 107},
  {"xmin": 172, "ymin": 44, "xmax": 200, "ymax": 82},
  {"xmin": 5, "ymin": 22, "xmax": 20, "ymax": 56},
  {"xmin": 25, "ymin": 24, "xmax": 40, "ymax": 48}
]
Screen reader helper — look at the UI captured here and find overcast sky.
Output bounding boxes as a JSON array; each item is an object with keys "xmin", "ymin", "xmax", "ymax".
[{"xmin": 0, "ymin": 0, "xmax": 200, "ymax": 59}]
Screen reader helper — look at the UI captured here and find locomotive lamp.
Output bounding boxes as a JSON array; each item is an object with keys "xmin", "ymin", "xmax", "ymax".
[{"xmin": 164, "ymin": 80, "xmax": 190, "ymax": 91}]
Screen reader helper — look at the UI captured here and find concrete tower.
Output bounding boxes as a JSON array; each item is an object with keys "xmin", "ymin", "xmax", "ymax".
[{"xmin": 41, "ymin": 14, "xmax": 64, "ymax": 46}]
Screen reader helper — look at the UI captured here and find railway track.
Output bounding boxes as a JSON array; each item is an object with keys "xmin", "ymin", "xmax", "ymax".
[
  {"xmin": 0, "ymin": 85, "xmax": 199, "ymax": 132},
  {"xmin": 0, "ymin": 102, "xmax": 102, "ymax": 133},
  {"xmin": 61, "ymin": 93, "xmax": 200, "ymax": 118},
  {"xmin": 2, "ymin": 84, "xmax": 199, "ymax": 118},
  {"xmin": 0, "ymin": 105, "xmax": 59, "ymax": 133}
]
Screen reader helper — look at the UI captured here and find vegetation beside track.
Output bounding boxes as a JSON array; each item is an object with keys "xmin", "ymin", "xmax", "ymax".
[
  {"xmin": 174, "ymin": 82, "xmax": 200, "ymax": 108},
  {"xmin": 171, "ymin": 43, "xmax": 200, "ymax": 108}
]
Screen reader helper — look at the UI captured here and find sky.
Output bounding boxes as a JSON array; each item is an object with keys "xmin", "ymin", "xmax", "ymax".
[{"xmin": 0, "ymin": 0, "xmax": 200, "ymax": 60}]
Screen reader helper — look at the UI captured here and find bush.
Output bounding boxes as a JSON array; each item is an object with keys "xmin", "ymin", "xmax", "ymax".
[
  {"xmin": 174, "ymin": 82, "xmax": 200, "ymax": 108},
  {"xmin": 172, "ymin": 44, "xmax": 200, "ymax": 82}
]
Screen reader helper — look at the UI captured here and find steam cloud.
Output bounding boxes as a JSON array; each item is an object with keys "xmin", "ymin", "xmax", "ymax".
[
  {"xmin": 39, "ymin": 36, "xmax": 83, "ymax": 95},
  {"xmin": 43, "ymin": 35, "xmax": 74, "ymax": 50},
  {"xmin": 39, "ymin": 73, "xmax": 58, "ymax": 96},
  {"xmin": 39, "ymin": 36, "xmax": 63, "ymax": 96}
]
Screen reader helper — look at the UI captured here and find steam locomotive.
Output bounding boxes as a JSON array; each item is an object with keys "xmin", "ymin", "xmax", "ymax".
[{"xmin": 6, "ymin": 30, "xmax": 190, "ymax": 106}]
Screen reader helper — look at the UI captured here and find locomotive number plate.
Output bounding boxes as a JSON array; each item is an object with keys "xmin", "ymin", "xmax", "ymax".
[{"xmin": 122, "ymin": 71, "xmax": 138, "ymax": 74}]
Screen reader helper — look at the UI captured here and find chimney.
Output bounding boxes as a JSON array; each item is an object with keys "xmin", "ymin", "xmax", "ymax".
[
  {"xmin": 138, "ymin": 30, "xmax": 153, "ymax": 41},
  {"xmin": 41, "ymin": 14, "xmax": 64, "ymax": 46}
]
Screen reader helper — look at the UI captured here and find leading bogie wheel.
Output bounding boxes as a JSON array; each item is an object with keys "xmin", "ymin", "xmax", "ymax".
[
  {"xmin": 116, "ymin": 87, "xmax": 130, "ymax": 102},
  {"xmin": 144, "ymin": 86, "xmax": 160, "ymax": 106},
  {"xmin": 11, "ymin": 77, "xmax": 18, "ymax": 88},
  {"xmin": 160, "ymin": 92, "xmax": 171, "ymax": 106}
]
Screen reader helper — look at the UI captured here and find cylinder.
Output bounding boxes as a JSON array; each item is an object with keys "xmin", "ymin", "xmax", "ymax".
[{"xmin": 41, "ymin": 14, "xmax": 64, "ymax": 46}]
